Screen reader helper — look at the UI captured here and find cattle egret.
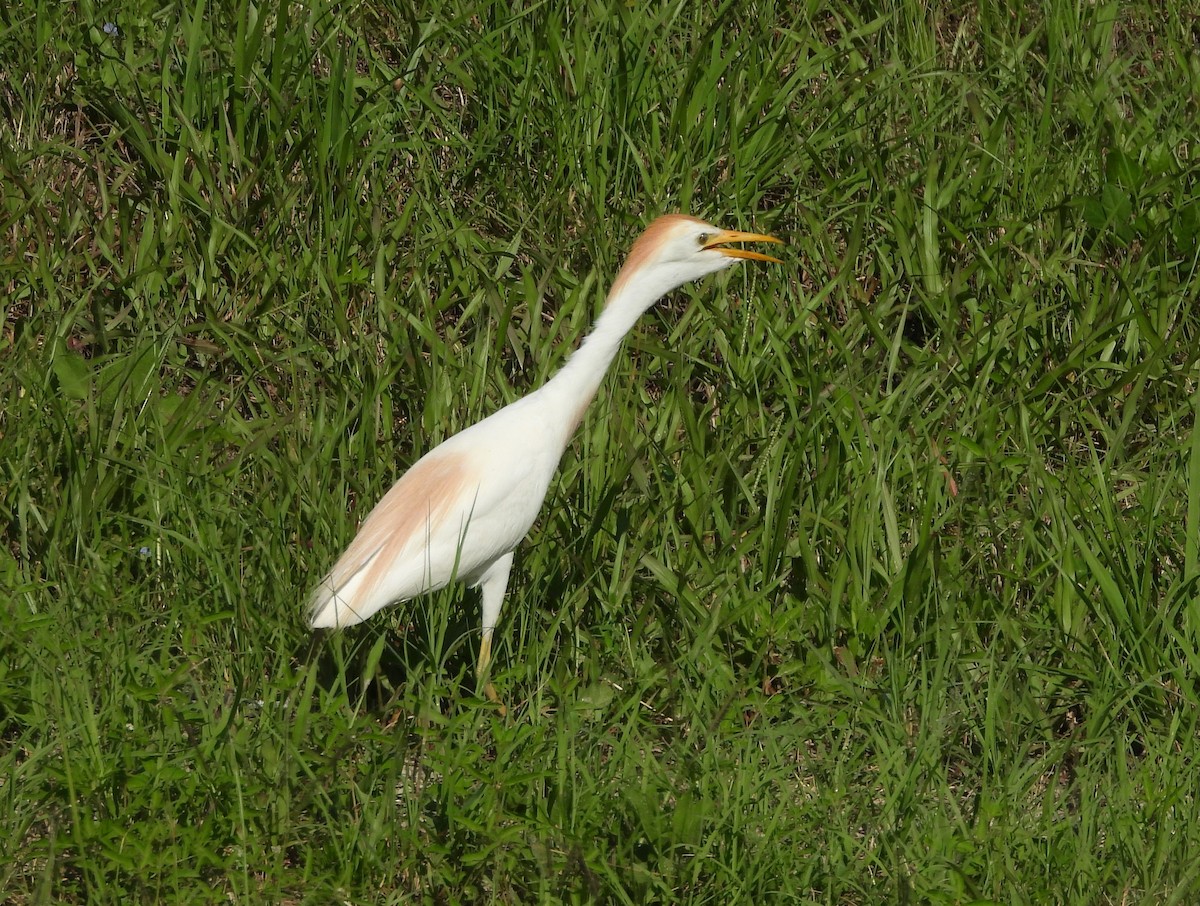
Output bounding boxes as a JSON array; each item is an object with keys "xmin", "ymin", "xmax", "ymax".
[{"xmin": 308, "ymin": 214, "xmax": 782, "ymax": 709}]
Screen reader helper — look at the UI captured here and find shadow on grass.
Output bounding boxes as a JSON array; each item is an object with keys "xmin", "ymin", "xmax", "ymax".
[{"xmin": 297, "ymin": 594, "xmax": 484, "ymax": 718}]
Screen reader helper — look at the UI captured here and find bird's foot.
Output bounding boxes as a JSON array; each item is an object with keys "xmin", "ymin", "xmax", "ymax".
[{"xmin": 482, "ymin": 681, "xmax": 508, "ymax": 717}]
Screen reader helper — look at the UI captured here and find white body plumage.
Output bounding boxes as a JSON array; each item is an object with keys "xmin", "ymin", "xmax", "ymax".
[{"xmin": 308, "ymin": 392, "xmax": 566, "ymax": 630}]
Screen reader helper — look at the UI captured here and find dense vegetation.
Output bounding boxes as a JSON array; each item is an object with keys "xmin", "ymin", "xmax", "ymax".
[{"xmin": 3, "ymin": 1, "xmax": 1199, "ymax": 902}]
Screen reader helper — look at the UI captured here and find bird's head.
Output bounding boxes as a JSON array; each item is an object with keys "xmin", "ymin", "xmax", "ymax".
[{"xmin": 609, "ymin": 214, "xmax": 782, "ymax": 304}]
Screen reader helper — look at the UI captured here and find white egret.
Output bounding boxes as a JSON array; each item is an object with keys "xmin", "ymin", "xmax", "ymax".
[{"xmin": 308, "ymin": 214, "xmax": 782, "ymax": 708}]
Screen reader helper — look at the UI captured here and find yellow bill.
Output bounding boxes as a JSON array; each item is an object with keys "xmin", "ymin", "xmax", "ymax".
[{"xmin": 704, "ymin": 229, "xmax": 784, "ymax": 264}]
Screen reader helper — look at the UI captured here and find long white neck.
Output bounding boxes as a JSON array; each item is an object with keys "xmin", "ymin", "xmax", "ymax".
[{"xmin": 537, "ymin": 263, "xmax": 684, "ymax": 440}]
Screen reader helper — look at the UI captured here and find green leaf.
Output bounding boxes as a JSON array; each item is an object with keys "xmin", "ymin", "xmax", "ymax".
[
  {"xmin": 1104, "ymin": 147, "xmax": 1143, "ymax": 189},
  {"xmin": 51, "ymin": 349, "xmax": 91, "ymax": 399}
]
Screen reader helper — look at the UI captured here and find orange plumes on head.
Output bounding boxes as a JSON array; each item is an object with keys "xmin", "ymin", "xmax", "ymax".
[{"xmin": 606, "ymin": 214, "xmax": 708, "ymax": 305}]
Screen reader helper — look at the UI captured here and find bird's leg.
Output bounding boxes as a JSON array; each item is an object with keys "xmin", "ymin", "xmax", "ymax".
[
  {"xmin": 477, "ymin": 630, "xmax": 504, "ymax": 712},
  {"xmin": 474, "ymin": 551, "xmax": 514, "ymax": 714}
]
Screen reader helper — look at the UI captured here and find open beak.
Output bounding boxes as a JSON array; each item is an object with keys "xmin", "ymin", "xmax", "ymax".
[{"xmin": 704, "ymin": 229, "xmax": 784, "ymax": 264}]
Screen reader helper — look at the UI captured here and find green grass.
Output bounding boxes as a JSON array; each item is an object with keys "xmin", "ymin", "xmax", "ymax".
[{"xmin": 3, "ymin": 0, "xmax": 1200, "ymax": 901}]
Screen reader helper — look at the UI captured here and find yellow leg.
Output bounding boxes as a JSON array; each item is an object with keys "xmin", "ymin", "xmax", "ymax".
[
  {"xmin": 477, "ymin": 632, "xmax": 507, "ymax": 716},
  {"xmin": 474, "ymin": 552, "xmax": 513, "ymax": 715}
]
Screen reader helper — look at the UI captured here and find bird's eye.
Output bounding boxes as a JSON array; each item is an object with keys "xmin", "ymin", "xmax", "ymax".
[{"xmin": 696, "ymin": 232, "xmax": 712, "ymax": 246}]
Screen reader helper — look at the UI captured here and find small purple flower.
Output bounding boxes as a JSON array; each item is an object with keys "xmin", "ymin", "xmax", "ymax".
[{"xmin": 102, "ymin": 22, "xmax": 119, "ymax": 36}]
